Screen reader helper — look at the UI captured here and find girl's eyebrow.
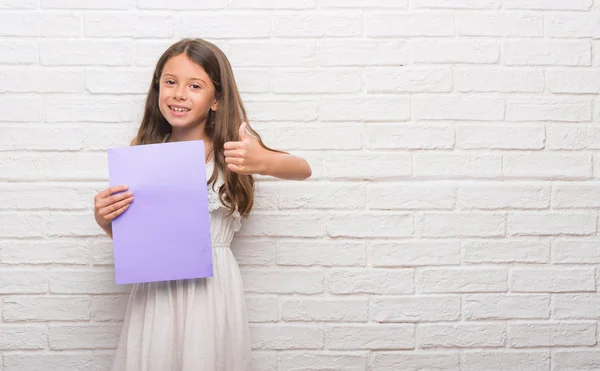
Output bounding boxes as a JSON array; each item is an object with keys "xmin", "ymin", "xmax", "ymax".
[{"xmin": 162, "ymin": 73, "xmax": 207, "ymax": 85}]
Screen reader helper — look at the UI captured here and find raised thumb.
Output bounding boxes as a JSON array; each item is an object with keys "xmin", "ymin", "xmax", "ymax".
[{"xmin": 238, "ymin": 122, "xmax": 248, "ymax": 140}]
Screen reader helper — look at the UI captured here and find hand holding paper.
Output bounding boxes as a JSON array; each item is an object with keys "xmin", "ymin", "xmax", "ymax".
[
  {"xmin": 93, "ymin": 185, "xmax": 134, "ymax": 229},
  {"xmin": 224, "ymin": 122, "xmax": 269, "ymax": 175}
]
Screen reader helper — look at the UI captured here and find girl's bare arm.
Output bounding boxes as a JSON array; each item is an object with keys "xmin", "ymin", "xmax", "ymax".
[{"xmin": 261, "ymin": 151, "xmax": 312, "ymax": 181}]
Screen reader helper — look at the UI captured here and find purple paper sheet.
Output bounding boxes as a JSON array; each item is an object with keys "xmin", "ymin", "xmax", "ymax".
[{"xmin": 107, "ymin": 140, "xmax": 213, "ymax": 284}]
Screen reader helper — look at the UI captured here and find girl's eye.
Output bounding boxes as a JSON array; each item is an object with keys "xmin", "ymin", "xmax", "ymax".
[
  {"xmin": 191, "ymin": 84, "xmax": 201, "ymax": 90},
  {"xmin": 165, "ymin": 80, "xmax": 175, "ymax": 85}
]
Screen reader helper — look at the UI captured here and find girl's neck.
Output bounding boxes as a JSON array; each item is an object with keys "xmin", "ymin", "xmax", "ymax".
[
  {"xmin": 167, "ymin": 123, "xmax": 214, "ymax": 164},
  {"xmin": 168, "ymin": 124, "xmax": 211, "ymax": 144}
]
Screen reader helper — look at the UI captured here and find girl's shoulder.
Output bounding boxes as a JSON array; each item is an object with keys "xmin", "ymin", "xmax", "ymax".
[
  {"xmin": 206, "ymin": 159, "xmax": 224, "ymax": 211},
  {"xmin": 206, "ymin": 162, "xmax": 242, "ymax": 230}
]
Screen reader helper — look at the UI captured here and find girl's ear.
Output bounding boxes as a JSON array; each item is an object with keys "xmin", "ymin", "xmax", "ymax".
[{"xmin": 211, "ymin": 99, "xmax": 218, "ymax": 112}]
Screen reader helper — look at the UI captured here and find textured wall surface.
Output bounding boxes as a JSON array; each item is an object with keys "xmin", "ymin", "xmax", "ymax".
[{"xmin": 1, "ymin": 0, "xmax": 600, "ymax": 370}]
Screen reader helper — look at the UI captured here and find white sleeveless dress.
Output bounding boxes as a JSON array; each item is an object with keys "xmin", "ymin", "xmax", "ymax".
[{"xmin": 110, "ymin": 156, "xmax": 251, "ymax": 371}]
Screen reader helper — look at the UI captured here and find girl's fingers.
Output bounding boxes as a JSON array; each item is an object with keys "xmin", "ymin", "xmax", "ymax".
[
  {"xmin": 224, "ymin": 149, "xmax": 242, "ymax": 158},
  {"xmin": 100, "ymin": 196, "xmax": 134, "ymax": 218},
  {"xmin": 227, "ymin": 164, "xmax": 243, "ymax": 173},
  {"xmin": 95, "ymin": 185, "xmax": 128, "ymax": 201},
  {"xmin": 225, "ymin": 157, "xmax": 244, "ymax": 166},
  {"xmin": 227, "ymin": 164, "xmax": 253, "ymax": 175},
  {"xmin": 228, "ymin": 163, "xmax": 254, "ymax": 174},
  {"xmin": 224, "ymin": 141, "xmax": 242, "ymax": 150},
  {"xmin": 97, "ymin": 191, "xmax": 133, "ymax": 209},
  {"xmin": 104, "ymin": 203, "xmax": 131, "ymax": 222}
]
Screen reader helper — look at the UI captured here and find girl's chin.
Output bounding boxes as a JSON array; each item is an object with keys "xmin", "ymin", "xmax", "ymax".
[
  {"xmin": 165, "ymin": 118, "xmax": 206, "ymax": 129},
  {"xmin": 160, "ymin": 108, "xmax": 207, "ymax": 128},
  {"xmin": 167, "ymin": 120, "xmax": 193, "ymax": 129}
]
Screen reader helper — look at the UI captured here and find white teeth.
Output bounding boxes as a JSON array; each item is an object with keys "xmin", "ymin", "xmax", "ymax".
[{"xmin": 170, "ymin": 106, "xmax": 189, "ymax": 112}]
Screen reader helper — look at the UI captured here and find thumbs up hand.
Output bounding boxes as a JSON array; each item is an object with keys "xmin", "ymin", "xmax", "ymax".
[{"xmin": 224, "ymin": 122, "xmax": 270, "ymax": 175}]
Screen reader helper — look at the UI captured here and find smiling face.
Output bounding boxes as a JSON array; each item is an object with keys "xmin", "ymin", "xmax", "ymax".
[{"xmin": 158, "ymin": 53, "xmax": 219, "ymax": 130}]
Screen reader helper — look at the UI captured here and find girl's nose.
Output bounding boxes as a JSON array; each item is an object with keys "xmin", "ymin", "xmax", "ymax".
[{"xmin": 174, "ymin": 86, "xmax": 186, "ymax": 100}]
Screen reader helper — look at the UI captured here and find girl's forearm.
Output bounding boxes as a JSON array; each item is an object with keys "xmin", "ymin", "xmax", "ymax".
[
  {"xmin": 261, "ymin": 151, "xmax": 312, "ymax": 180},
  {"xmin": 101, "ymin": 223, "xmax": 113, "ymax": 239}
]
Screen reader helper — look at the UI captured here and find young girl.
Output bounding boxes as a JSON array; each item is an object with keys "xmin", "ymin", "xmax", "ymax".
[{"xmin": 93, "ymin": 38, "xmax": 311, "ymax": 371}]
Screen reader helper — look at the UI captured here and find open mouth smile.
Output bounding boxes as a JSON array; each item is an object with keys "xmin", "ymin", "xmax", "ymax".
[{"xmin": 169, "ymin": 105, "xmax": 190, "ymax": 113}]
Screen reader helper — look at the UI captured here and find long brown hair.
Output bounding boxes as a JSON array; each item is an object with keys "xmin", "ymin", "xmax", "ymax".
[{"xmin": 134, "ymin": 38, "xmax": 273, "ymax": 217}]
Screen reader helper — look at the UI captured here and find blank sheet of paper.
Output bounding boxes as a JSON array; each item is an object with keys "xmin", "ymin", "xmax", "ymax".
[{"xmin": 108, "ymin": 140, "xmax": 213, "ymax": 284}]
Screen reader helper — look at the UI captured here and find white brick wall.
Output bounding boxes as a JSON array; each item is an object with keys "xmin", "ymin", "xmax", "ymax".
[{"xmin": 1, "ymin": 0, "xmax": 600, "ymax": 370}]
